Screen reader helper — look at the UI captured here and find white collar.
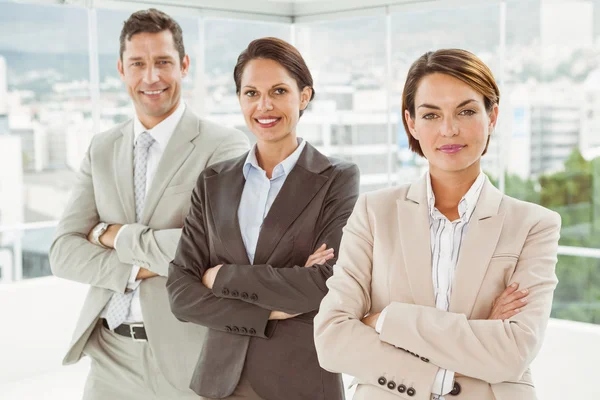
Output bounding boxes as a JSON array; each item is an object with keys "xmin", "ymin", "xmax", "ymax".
[
  {"xmin": 243, "ymin": 138, "xmax": 307, "ymax": 180},
  {"xmin": 426, "ymin": 171, "xmax": 486, "ymax": 222},
  {"xmin": 133, "ymin": 101, "xmax": 186, "ymax": 149}
]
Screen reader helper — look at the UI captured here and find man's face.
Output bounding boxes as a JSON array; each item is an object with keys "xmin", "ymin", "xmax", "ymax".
[{"xmin": 118, "ymin": 30, "xmax": 189, "ymax": 128}]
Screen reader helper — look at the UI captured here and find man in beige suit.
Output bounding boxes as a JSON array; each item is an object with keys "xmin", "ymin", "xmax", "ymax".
[{"xmin": 49, "ymin": 9, "xmax": 249, "ymax": 399}]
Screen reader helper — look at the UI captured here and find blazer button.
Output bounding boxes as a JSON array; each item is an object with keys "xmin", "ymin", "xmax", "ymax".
[
  {"xmin": 250, "ymin": 293, "xmax": 258, "ymax": 302},
  {"xmin": 231, "ymin": 290, "xmax": 239, "ymax": 297},
  {"xmin": 449, "ymin": 382, "xmax": 461, "ymax": 396},
  {"xmin": 221, "ymin": 288, "xmax": 230, "ymax": 296},
  {"xmin": 420, "ymin": 357, "xmax": 430, "ymax": 363},
  {"xmin": 225, "ymin": 326, "xmax": 232, "ymax": 332},
  {"xmin": 233, "ymin": 326, "xmax": 239, "ymax": 333},
  {"xmin": 241, "ymin": 292, "xmax": 249, "ymax": 300},
  {"xmin": 240, "ymin": 327, "xmax": 248, "ymax": 334},
  {"xmin": 249, "ymin": 328, "xmax": 256, "ymax": 335},
  {"xmin": 397, "ymin": 384, "xmax": 407, "ymax": 393},
  {"xmin": 377, "ymin": 377, "xmax": 387, "ymax": 386},
  {"xmin": 387, "ymin": 381, "xmax": 396, "ymax": 390},
  {"xmin": 407, "ymin": 387, "xmax": 416, "ymax": 396}
]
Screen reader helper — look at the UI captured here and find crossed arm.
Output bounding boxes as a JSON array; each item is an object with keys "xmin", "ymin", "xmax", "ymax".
[
  {"xmin": 49, "ymin": 133, "xmax": 249, "ymax": 291},
  {"xmin": 166, "ymin": 165, "xmax": 360, "ymax": 338},
  {"xmin": 314, "ymin": 194, "xmax": 561, "ymax": 398}
]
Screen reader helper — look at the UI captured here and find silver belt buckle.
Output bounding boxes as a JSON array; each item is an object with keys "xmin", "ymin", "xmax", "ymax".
[{"xmin": 128, "ymin": 323, "xmax": 146, "ymax": 342}]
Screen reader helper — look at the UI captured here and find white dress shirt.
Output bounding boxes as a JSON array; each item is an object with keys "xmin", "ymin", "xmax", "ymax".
[
  {"xmin": 238, "ymin": 138, "xmax": 306, "ymax": 263},
  {"xmin": 103, "ymin": 101, "xmax": 186, "ymax": 324},
  {"xmin": 376, "ymin": 171, "xmax": 486, "ymax": 399}
]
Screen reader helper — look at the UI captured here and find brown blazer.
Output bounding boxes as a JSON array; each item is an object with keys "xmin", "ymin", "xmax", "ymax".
[
  {"xmin": 314, "ymin": 176, "xmax": 561, "ymax": 400},
  {"xmin": 166, "ymin": 142, "xmax": 360, "ymax": 400}
]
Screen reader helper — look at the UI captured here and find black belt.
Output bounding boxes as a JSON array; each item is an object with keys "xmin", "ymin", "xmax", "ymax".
[{"xmin": 102, "ymin": 319, "xmax": 148, "ymax": 341}]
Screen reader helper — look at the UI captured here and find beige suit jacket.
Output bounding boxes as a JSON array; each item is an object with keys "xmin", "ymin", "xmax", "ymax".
[
  {"xmin": 49, "ymin": 108, "xmax": 249, "ymax": 391},
  {"xmin": 314, "ymin": 175, "xmax": 561, "ymax": 400}
]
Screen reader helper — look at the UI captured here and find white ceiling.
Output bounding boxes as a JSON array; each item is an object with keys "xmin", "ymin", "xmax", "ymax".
[
  {"xmin": 87, "ymin": 0, "xmax": 434, "ymax": 19},
  {"xmin": 16, "ymin": 0, "xmax": 442, "ymax": 23}
]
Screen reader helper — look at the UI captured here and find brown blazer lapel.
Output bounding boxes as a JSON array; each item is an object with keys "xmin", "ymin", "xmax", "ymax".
[
  {"xmin": 206, "ymin": 154, "xmax": 251, "ymax": 265},
  {"xmin": 114, "ymin": 122, "xmax": 136, "ymax": 223},
  {"xmin": 253, "ymin": 143, "xmax": 331, "ymax": 265},
  {"xmin": 397, "ymin": 176, "xmax": 436, "ymax": 308},
  {"xmin": 449, "ymin": 179, "xmax": 505, "ymax": 317}
]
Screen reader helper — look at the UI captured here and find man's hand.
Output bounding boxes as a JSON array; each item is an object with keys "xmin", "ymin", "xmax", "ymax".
[
  {"xmin": 99, "ymin": 224, "xmax": 122, "ymax": 248},
  {"xmin": 202, "ymin": 264, "xmax": 223, "ymax": 289},
  {"xmin": 136, "ymin": 267, "xmax": 158, "ymax": 280},
  {"xmin": 488, "ymin": 282, "xmax": 529, "ymax": 320},
  {"xmin": 305, "ymin": 243, "xmax": 335, "ymax": 267},
  {"xmin": 361, "ymin": 312, "xmax": 381, "ymax": 329},
  {"xmin": 269, "ymin": 310, "xmax": 300, "ymax": 320}
]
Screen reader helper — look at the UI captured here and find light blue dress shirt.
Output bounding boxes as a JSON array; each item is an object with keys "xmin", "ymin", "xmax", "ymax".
[{"xmin": 238, "ymin": 138, "xmax": 307, "ymax": 263}]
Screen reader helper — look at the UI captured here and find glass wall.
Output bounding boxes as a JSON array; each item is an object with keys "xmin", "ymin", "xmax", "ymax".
[
  {"xmin": 295, "ymin": 17, "xmax": 389, "ymax": 192},
  {"xmin": 0, "ymin": 2, "xmax": 90, "ymax": 281},
  {"xmin": 0, "ymin": 0, "xmax": 599, "ymax": 326}
]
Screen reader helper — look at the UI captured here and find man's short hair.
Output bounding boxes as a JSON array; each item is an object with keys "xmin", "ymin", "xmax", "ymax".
[{"xmin": 119, "ymin": 8, "xmax": 185, "ymax": 63}]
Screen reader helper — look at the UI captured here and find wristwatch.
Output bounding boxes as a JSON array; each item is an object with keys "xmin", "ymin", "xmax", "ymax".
[{"xmin": 91, "ymin": 222, "xmax": 110, "ymax": 248}]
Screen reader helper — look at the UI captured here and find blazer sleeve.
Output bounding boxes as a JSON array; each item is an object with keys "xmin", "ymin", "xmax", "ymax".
[
  {"xmin": 210, "ymin": 163, "xmax": 360, "ymax": 315},
  {"xmin": 166, "ymin": 172, "xmax": 273, "ymax": 339},
  {"xmin": 378, "ymin": 211, "xmax": 561, "ymax": 384},
  {"xmin": 314, "ymin": 194, "xmax": 440, "ymax": 400},
  {"xmin": 111, "ymin": 130, "xmax": 250, "ymax": 277},
  {"xmin": 49, "ymin": 136, "xmax": 132, "ymax": 293}
]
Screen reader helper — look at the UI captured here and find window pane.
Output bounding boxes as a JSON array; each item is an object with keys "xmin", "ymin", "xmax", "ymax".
[
  {"xmin": 553, "ymin": 254, "xmax": 600, "ymax": 324},
  {"xmin": 391, "ymin": 3, "xmax": 502, "ymax": 185},
  {"xmin": 294, "ymin": 17, "xmax": 388, "ymax": 192},
  {"xmin": 505, "ymin": 0, "xmax": 600, "ymax": 249},
  {"xmin": 0, "ymin": 2, "xmax": 89, "ymax": 222}
]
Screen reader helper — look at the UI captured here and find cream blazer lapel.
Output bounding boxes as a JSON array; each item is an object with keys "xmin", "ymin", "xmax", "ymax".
[
  {"xmin": 449, "ymin": 179, "xmax": 505, "ymax": 317},
  {"xmin": 113, "ymin": 121, "xmax": 136, "ymax": 223},
  {"xmin": 397, "ymin": 176, "xmax": 435, "ymax": 308},
  {"xmin": 140, "ymin": 108, "xmax": 199, "ymax": 225}
]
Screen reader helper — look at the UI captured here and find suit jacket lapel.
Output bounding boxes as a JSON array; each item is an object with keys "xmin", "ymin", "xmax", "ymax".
[
  {"xmin": 449, "ymin": 179, "xmax": 505, "ymax": 317},
  {"xmin": 253, "ymin": 143, "xmax": 331, "ymax": 266},
  {"xmin": 206, "ymin": 155, "xmax": 251, "ymax": 265},
  {"xmin": 114, "ymin": 122, "xmax": 136, "ymax": 223},
  {"xmin": 397, "ymin": 176, "xmax": 436, "ymax": 308},
  {"xmin": 141, "ymin": 108, "xmax": 198, "ymax": 225}
]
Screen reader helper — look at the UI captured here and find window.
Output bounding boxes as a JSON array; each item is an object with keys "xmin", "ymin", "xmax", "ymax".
[
  {"xmin": 295, "ymin": 16, "xmax": 389, "ymax": 192},
  {"xmin": 0, "ymin": 1, "xmax": 90, "ymax": 281}
]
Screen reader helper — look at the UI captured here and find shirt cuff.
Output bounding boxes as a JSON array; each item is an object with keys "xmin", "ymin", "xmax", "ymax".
[
  {"xmin": 375, "ymin": 306, "xmax": 389, "ymax": 334},
  {"xmin": 114, "ymin": 224, "xmax": 128, "ymax": 250},
  {"xmin": 432, "ymin": 368, "xmax": 455, "ymax": 395},
  {"xmin": 126, "ymin": 265, "xmax": 141, "ymax": 290}
]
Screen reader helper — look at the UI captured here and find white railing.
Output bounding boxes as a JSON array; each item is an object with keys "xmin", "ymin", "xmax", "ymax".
[{"xmin": 1, "ymin": 221, "xmax": 600, "ymax": 284}]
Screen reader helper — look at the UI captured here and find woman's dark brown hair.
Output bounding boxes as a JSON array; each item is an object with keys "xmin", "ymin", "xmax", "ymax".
[
  {"xmin": 120, "ymin": 8, "xmax": 185, "ymax": 63},
  {"xmin": 234, "ymin": 37, "xmax": 315, "ymax": 117},
  {"xmin": 402, "ymin": 49, "xmax": 500, "ymax": 157}
]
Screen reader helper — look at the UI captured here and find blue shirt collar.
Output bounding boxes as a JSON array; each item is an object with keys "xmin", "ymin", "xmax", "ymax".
[{"xmin": 243, "ymin": 138, "xmax": 306, "ymax": 180}]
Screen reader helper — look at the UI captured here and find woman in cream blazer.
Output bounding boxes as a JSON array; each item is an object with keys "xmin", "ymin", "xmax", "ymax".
[{"xmin": 314, "ymin": 49, "xmax": 560, "ymax": 400}]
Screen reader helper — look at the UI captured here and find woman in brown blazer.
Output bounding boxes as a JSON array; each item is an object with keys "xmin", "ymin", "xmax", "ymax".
[
  {"xmin": 166, "ymin": 38, "xmax": 359, "ymax": 400},
  {"xmin": 315, "ymin": 49, "xmax": 560, "ymax": 400}
]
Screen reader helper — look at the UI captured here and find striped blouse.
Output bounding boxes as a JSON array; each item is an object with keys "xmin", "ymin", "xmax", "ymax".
[{"xmin": 426, "ymin": 171, "xmax": 486, "ymax": 399}]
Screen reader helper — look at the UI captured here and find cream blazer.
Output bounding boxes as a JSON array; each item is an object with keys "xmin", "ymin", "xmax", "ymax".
[{"xmin": 314, "ymin": 175, "xmax": 560, "ymax": 400}]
